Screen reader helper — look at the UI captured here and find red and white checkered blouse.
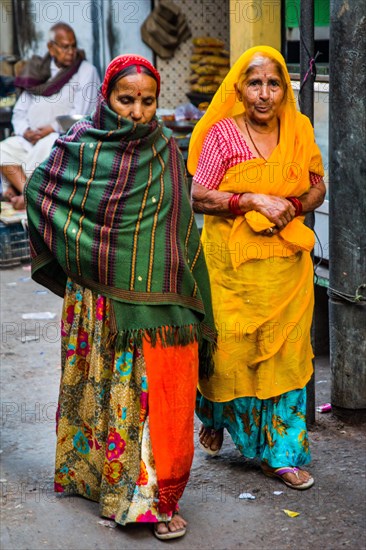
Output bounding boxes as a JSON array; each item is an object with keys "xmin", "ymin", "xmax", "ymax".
[{"xmin": 193, "ymin": 117, "xmax": 322, "ymax": 190}]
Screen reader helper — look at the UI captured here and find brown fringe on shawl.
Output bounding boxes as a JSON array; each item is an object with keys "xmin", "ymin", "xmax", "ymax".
[{"xmin": 108, "ymin": 303, "xmax": 215, "ymax": 379}]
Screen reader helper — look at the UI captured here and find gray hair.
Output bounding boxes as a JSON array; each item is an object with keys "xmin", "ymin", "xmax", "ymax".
[
  {"xmin": 238, "ymin": 54, "xmax": 288, "ymax": 93},
  {"xmin": 48, "ymin": 23, "xmax": 75, "ymax": 42}
]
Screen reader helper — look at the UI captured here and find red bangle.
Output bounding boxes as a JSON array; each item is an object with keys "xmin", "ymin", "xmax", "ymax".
[
  {"xmin": 286, "ymin": 196, "xmax": 303, "ymax": 216},
  {"xmin": 228, "ymin": 193, "xmax": 243, "ymax": 216}
]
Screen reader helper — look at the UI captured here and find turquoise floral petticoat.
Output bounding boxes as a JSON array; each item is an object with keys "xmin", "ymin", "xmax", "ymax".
[{"xmin": 196, "ymin": 388, "xmax": 311, "ymax": 467}]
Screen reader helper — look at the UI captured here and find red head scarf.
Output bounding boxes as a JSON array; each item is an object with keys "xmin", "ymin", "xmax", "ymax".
[{"xmin": 102, "ymin": 54, "xmax": 161, "ymax": 98}]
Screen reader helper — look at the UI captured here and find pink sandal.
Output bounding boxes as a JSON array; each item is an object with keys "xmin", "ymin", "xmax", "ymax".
[{"xmin": 262, "ymin": 465, "xmax": 314, "ymax": 490}]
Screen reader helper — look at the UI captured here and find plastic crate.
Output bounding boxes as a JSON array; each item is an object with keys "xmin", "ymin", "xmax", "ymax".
[{"xmin": 0, "ymin": 221, "xmax": 30, "ymax": 268}]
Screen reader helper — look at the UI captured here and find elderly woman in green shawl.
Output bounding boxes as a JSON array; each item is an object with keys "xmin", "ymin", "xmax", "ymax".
[{"xmin": 25, "ymin": 54, "xmax": 216, "ymax": 541}]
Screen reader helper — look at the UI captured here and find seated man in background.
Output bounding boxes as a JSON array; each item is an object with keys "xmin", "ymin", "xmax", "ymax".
[{"xmin": 0, "ymin": 22, "xmax": 100, "ymax": 209}]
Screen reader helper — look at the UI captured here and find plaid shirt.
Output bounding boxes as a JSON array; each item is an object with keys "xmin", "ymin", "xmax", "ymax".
[{"xmin": 193, "ymin": 117, "xmax": 322, "ymax": 190}]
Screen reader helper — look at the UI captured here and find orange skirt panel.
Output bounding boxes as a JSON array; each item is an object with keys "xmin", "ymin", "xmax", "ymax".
[{"xmin": 143, "ymin": 337, "xmax": 199, "ymax": 514}]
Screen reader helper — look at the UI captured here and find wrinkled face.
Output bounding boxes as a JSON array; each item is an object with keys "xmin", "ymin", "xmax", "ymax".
[
  {"xmin": 108, "ymin": 73, "xmax": 157, "ymax": 124},
  {"xmin": 236, "ymin": 58, "xmax": 286, "ymax": 124},
  {"xmin": 48, "ymin": 29, "xmax": 77, "ymax": 68}
]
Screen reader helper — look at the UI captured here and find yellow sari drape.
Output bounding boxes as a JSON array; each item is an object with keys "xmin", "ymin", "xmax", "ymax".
[{"xmin": 188, "ymin": 46, "xmax": 324, "ymax": 401}]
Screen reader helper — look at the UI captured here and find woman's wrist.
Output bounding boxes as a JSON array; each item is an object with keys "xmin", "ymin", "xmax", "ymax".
[
  {"xmin": 286, "ymin": 196, "xmax": 303, "ymax": 216},
  {"xmin": 228, "ymin": 193, "xmax": 243, "ymax": 216},
  {"xmin": 228, "ymin": 192, "xmax": 255, "ymax": 216},
  {"xmin": 241, "ymin": 192, "xmax": 259, "ymax": 211}
]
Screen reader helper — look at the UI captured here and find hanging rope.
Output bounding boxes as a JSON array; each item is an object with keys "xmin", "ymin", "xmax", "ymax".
[
  {"xmin": 300, "ymin": 51, "xmax": 320, "ymax": 87},
  {"xmin": 298, "ymin": 27, "xmax": 322, "ymax": 110},
  {"xmin": 298, "ymin": 51, "xmax": 321, "ymax": 109},
  {"xmin": 328, "ymin": 284, "xmax": 366, "ymax": 304},
  {"xmin": 313, "ymin": 234, "xmax": 366, "ymax": 305}
]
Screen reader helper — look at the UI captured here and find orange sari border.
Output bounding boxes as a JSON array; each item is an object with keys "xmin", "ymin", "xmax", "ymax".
[{"xmin": 142, "ymin": 336, "xmax": 199, "ymax": 514}]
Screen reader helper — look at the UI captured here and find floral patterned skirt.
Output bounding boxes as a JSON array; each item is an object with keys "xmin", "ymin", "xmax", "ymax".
[
  {"xmin": 55, "ymin": 279, "xmax": 196, "ymax": 525},
  {"xmin": 196, "ymin": 389, "xmax": 311, "ymax": 468}
]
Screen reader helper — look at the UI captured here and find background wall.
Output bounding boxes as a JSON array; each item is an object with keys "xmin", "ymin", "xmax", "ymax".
[
  {"xmin": 0, "ymin": 0, "xmax": 153, "ymax": 80},
  {"xmin": 156, "ymin": 0, "xmax": 230, "ymax": 108},
  {"xmin": 229, "ymin": 0, "xmax": 280, "ymax": 63},
  {"xmin": 1, "ymin": 0, "xmax": 229, "ymax": 107}
]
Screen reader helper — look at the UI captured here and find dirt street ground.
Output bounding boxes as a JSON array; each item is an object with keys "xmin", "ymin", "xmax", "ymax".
[{"xmin": 1, "ymin": 265, "xmax": 365, "ymax": 550}]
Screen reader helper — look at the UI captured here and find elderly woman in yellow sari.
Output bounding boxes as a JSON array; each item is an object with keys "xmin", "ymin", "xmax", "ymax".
[{"xmin": 187, "ymin": 45, "xmax": 326, "ymax": 489}]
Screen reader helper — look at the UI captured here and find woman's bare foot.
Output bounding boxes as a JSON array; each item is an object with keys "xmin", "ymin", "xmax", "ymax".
[
  {"xmin": 199, "ymin": 425, "xmax": 224, "ymax": 455},
  {"xmin": 154, "ymin": 513, "xmax": 187, "ymax": 540},
  {"xmin": 261, "ymin": 463, "xmax": 314, "ymax": 489},
  {"xmin": 282, "ymin": 468, "xmax": 312, "ymax": 485}
]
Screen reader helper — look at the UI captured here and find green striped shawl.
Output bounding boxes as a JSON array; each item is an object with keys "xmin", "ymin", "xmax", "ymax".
[{"xmin": 25, "ymin": 97, "xmax": 216, "ymax": 377}]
